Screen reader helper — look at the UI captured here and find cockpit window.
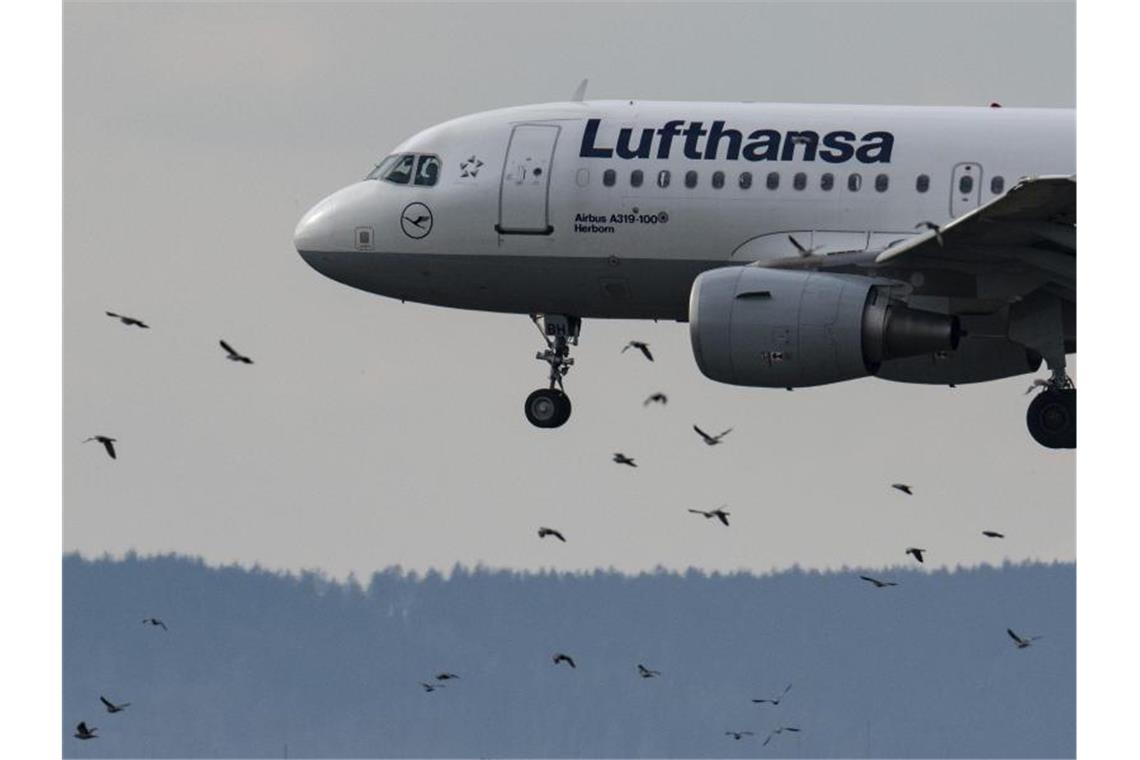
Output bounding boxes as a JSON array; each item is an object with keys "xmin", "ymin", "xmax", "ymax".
[
  {"xmin": 414, "ymin": 155, "xmax": 441, "ymax": 186},
  {"xmin": 366, "ymin": 155, "xmax": 399, "ymax": 181},
  {"xmin": 384, "ymin": 154, "xmax": 416, "ymax": 185}
]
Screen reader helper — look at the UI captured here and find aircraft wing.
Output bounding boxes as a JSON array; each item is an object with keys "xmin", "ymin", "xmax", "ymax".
[{"xmin": 873, "ymin": 175, "xmax": 1076, "ymax": 300}]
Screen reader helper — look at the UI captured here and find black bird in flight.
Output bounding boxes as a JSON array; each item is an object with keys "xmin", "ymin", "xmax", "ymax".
[
  {"xmin": 752, "ymin": 683, "xmax": 792, "ymax": 705},
  {"xmin": 891, "ymin": 483, "xmax": 914, "ymax": 495},
  {"xmin": 688, "ymin": 506, "xmax": 730, "ymax": 527},
  {"xmin": 905, "ymin": 547, "xmax": 927, "ymax": 563},
  {"xmin": 73, "ymin": 722, "xmax": 98, "ymax": 740},
  {"xmin": 552, "ymin": 652, "xmax": 576, "ymax": 669},
  {"xmin": 637, "ymin": 663, "xmax": 661, "ymax": 678},
  {"xmin": 420, "ymin": 682, "xmax": 445, "ymax": 692},
  {"xmin": 220, "ymin": 339, "xmax": 253, "ymax": 364},
  {"xmin": 725, "ymin": 731, "xmax": 755, "ymax": 740},
  {"xmin": 915, "ymin": 220, "xmax": 944, "ymax": 246},
  {"xmin": 982, "ymin": 530, "xmax": 1006, "ymax": 539},
  {"xmin": 435, "ymin": 672, "xmax": 459, "ymax": 681},
  {"xmin": 613, "ymin": 452, "xmax": 637, "ymax": 467},
  {"xmin": 100, "ymin": 696, "xmax": 130, "ymax": 714},
  {"xmin": 141, "ymin": 617, "xmax": 167, "ymax": 631},
  {"xmin": 787, "ymin": 234, "xmax": 818, "ymax": 257},
  {"xmin": 622, "ymin": 341, "xmax": 654, "ymax": 361},
  {"xmin": 693, "ymin": 425, "xmax": 733, "ymax": 446},
  {"xmin": 859, "ymin": 575, "xmax": 898, "ymax": 588},
  {"xmin": 763, "ymin": 726, "xmax": 801, "ymax": 746},
  {"xmin": 538, "ymin": 527, "xmax": 566, "ymax": 542},
  {"xmin": 643, "ymin": 392, "xmax": 668, "ymax": 406},
  {"xmin": 105, "ymin": 311, "xmax": 149, "ymax": 328},
  {"xmin": 1007, "ymin": 628, "xmax": 1042, "ymax": 649},
  {"xmin": 83, "ymin": 435, "xmax": 117, "ymax": 460}
]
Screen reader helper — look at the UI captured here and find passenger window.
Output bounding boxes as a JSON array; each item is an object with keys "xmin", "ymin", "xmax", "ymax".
[
  {"xmin": 739, "ymin": 171, "xmax": 753, "ymax": 190},
  {"xmin": 657, "ymin": 170, "xmax": 671, "ymax": 188},
  {"xmin": 414, "ymin": 155, "xmax": 440, "ymax": 186},
  {"xmin": 991, "ymin": 175, "xmax": 1005, "ymax": 194},
  {"xmin": 820, "ymin": 173, "xmax": 834, "ymax": 191},
  {"xmin": 603, "ymin": 169, "xmax": 616, "ymax": 187},
  {"xmin": 875, "ymin": 173, "xmax": 889, "ymax": 192},
  {"xmin": 766, "ymin": 172, "xmax": 780, "ymax": 190},
  {"xmin": 685, "ymin": 170, "xmax": 698, "ymax": 189},
  {"xmin": 384, "ymin": 154, "xmax": 415, "ymax": 185},
  {"xmin": 630, "ymin": 169, "xmax": 644, "ymax": 188},
  {"xmin": 793, "ymin": 172, "xmax": 807, "ymax": 191},
  {"xmin": 711, "ymin": 171, "xmax": 725, "ymax": 189},
  {"xmin": 848, "ymin": 173, "xmax": 862, "ymax": 192},
  {"xmin": 959, "ymin": 174, "xmax": 974, "ymax": 194},
  {"xmin": 916, "ymin": 174, "xmax": 930, "ymax": 193}
]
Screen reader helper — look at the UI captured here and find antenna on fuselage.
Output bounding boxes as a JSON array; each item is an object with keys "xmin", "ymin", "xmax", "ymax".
[{"xmin": 571, "ymin": 78, "xmax": 589, "ymax": 102}]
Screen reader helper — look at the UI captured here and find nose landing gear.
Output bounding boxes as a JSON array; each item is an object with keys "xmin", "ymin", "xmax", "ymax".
[{"xmin": 525, "ymin": 315, "xmax": 580, "ymax": 428}]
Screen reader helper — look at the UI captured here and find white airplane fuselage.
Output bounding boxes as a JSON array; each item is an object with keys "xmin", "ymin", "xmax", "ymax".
[{"xmin": 294, "ymin": 100, "xmax": 1074, "ymax": 321}]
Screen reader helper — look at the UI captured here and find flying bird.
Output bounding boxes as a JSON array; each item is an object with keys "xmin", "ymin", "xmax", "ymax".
[
  {"xmin": 751, "ymin": 683, "xmax": 792, "ymax": 705},
  {"xmin": 891, "ymin": 483, "xmax": 913, "ymax": 495},
  {"xmin": 916, "ymin": 220, "xmax": 943, "ymax": 246},
  {"xmin": 100, "ymin": 696, "xmax": 130, "ymax": 714},
  {"xmin": 643, "ymin": 392, "xmax": 668, "ymax": 406},
  {"xmin": 859, "ymin": 575, "xmax": 898, "ymax": 588},
  {"xmin": 83, "ymin": 435, "xmax": 117, "ymax": 460},
  {"xmin": 552, "ymin": 653, "xmax": 576, "ymax": 669},
  {"xmin": 613, "ymin": 452, "xmax": 637, "ymax": 467},
  {"xmin": 905, "ymin": 547, "xmax": 927, "ymax": 563},
  {"xmin": 538, "ymin": 527, "xmax": 566, "ymax": 542},
  {"xmin": 622, "ymin": 341, "xmax": 654, "ymax": 361},
  {"xmin": 1007, "ymin": 628, "xmax": 1042, "ymax": 649},
  {"xmin": 637, "ymin": 663, "xmax": 661, "ymax": 678},
  {"xmin": 219, "ymin": 339, "xmax": 253, "ymax": 364},
  {"xmin": 435, "ymin": 672, "xmax": 459, "ymax": 681},
  {"xmin": 420, "ymin": 682, "xmax": 445, "ymax": 692},
  {"xmin": 141, "ymin": 617, "xmax": 167, "ymax": 631},
  {"xmin": 982, "ymin": 530, "xmax": 1006, "ymax": 539},
  {"xmin": 787, "ymin": 234, "xmax": 817, "ymax": 257},
  {"xmin": 73, "ymin": 722, "xmax": 98, "ymax": 740},
  {"xmin": 725, "ymin": 731, "xmax": 755, "ymax": 740},
  {"xmin": 763, "ymin": 726, "xmax": 801, "ymax": 747},
  {"xmin": 105, "ymin": 311, "xmax": 149, "ymax": 328},
  {"xmin": 688, "ymin": 506, "xmax": 730, "ymax": 527},
  {"xmin": 693, "ymin": 425, "xmax": 733, "ymax": 446},
  {"xmin": 1025, "ymin": 378, "xmax": 1051, "ymax": 395}
]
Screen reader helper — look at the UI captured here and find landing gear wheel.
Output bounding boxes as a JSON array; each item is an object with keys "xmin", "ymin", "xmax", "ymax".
[
  {"xmin": 525, "ymin": 388, "xmax": 571, "ymax": 428},
  {"xmin": 1027, "ymin": 388, "xmax": 1076, "ymax": 449}
]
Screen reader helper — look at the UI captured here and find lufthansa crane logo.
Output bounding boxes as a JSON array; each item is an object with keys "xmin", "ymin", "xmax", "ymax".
[{"xmin": 400, "ymin": 202, "xmax": 433, "ymax": 239}]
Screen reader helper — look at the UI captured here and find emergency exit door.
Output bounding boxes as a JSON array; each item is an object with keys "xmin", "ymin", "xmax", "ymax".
[
  {"xmin": 497, "ymin": 124, "xmax": 559, "ymax": 235},
  {"xmin": 950, "ymin": 162, "xmax": 983, "ymax": 218}
]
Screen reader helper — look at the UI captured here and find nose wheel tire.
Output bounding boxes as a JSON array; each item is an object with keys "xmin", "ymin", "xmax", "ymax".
[
  {"xmin": 525, "ymin": 388, "xmax": 572, "ymax": 428},
  {"xmin": 1026, "ymin": 388, "xmax": 1076, "ymax": 449}
]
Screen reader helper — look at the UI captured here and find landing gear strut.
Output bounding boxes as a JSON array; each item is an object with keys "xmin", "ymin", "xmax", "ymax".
[
  {"xmin": 525, "ymin": 314, "xmax": 580, "ymax": 429},
  {"xmin": 1026, "ymin": 371, "xmax": 1076, "ymax": 449}
]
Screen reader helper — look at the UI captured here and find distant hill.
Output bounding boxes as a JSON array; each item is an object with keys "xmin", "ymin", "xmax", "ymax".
[{"xmin": 63, "ymin": 553, "xmax": 1074, "ymax": 758}]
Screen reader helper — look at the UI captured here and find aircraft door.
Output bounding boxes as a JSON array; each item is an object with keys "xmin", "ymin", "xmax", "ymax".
[
  {"xmin": 950, "ymin": 162, "xmax": 983, "ymax": 218},
  {"xmin": 497, "ymin": 124, "xmax": 560, "ymax": 235}
]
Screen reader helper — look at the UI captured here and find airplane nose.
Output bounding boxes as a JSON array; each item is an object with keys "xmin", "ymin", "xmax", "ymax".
[
  {"xmin": 293, "ymin": 181, "xmax": 380, "ymax": 256},
  {"xmin": 293, "ymin": 197, "xmax": 336, "ymax": 254}
]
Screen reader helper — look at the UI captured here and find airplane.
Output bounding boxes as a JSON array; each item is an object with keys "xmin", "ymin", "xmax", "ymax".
[{"xmin": 294, "ymin": 85, "xmax": 1075, "ymax": 448}]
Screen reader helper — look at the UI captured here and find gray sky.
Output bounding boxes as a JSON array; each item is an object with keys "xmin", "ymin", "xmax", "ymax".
[{"xmin": 64, "ymin": 1, "xmax": 1075, "ymax": 579}]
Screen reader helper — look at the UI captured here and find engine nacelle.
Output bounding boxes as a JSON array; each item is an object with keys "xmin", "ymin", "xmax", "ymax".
[
  {"xmin": 876, "ymin": 337, "xmax": 1041, "ymax": 385},
  {"xmin": 689, "ymin": 267, "xmax": 960, "ymax": 387}
]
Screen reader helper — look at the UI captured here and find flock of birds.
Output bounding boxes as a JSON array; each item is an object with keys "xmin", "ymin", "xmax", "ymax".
[{"xmin": 72, "ymin": 316, "xmax": 1044, "ymax": 747}]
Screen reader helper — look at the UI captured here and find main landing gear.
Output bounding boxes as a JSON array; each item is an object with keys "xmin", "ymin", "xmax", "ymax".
[
  {"xmin": 1026, "ymin": 371, "xmax": 1076, "ymax": 449},
  {"xmin": 525, "ymin": 314, "xmax": 580, "ymax": 428}
]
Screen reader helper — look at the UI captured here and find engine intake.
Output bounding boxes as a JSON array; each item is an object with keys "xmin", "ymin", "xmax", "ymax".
[{"xmin": 689, "ymin": 267, "xmax": 960, "ymax": 387}]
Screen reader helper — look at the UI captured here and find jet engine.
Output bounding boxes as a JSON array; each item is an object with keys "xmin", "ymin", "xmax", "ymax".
[{"xmin": 689, "ymin": 267, "xmax": 960, "ymax": 387}]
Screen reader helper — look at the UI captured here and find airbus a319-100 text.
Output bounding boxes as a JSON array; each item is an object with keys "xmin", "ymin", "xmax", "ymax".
[{"xmin": 294, "ymin": 87, "xmax": 1075, "ymax": 448}]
